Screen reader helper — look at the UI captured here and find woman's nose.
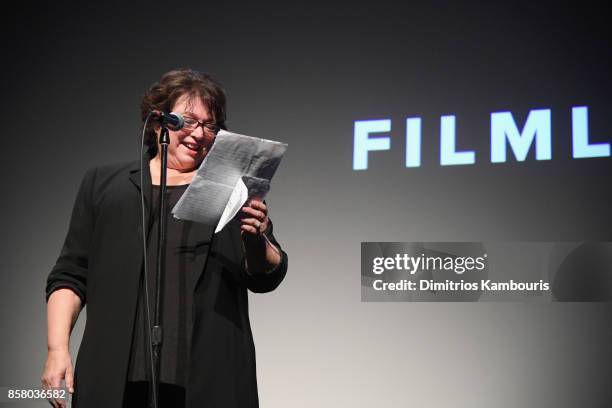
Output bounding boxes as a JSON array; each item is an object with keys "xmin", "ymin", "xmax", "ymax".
[{"xmin": 189, "ymin": 125, "xmax": 205, "ymax": 138}]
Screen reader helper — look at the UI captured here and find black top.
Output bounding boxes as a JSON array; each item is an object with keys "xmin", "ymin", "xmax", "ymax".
[
  {"xmin": 127, "ymin": 184, "xmax": 213, "ymax": 387},
  {"xmin": 46, "ymin": 161, "xmax": 288, "ymax": 407}
]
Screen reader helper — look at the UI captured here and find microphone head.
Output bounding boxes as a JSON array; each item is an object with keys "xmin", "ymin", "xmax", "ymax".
[
  {"xmin": 150, "ymin": 110, "xmax": 184, "ymax": 131},
  {"xmin": 167, "ymin": 112, "xmax": 184, "ymax": 131}
]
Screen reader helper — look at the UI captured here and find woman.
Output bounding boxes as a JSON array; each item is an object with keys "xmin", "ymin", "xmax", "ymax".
[{"xmin": 42, "ymin": 69, "xmax": 288, "ymax": 407}]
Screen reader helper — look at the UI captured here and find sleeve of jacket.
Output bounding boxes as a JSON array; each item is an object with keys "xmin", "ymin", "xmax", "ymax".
[
  {"xmin": 245, "ymin": 218, "xmax": 288, "ymax": 293},
  {"xmin": 45, "ymin": 167, "xmax": 97, "ymax": 306}
]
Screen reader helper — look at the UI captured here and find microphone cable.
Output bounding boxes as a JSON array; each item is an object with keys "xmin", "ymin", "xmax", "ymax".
[{"xmin": 139, "ymin": 112, "xmax": 159, "ymax": 408}]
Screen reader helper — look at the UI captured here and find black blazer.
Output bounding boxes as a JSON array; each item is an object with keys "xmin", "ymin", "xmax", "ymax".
[{"xmin": 46, "ymin": 158, "xmax": 288, "ymax": 408}]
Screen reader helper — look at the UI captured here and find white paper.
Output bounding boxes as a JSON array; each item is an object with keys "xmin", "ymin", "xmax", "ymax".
[
  {"xmin": 215, "ymin": 178, "xmax": 249, "ymax": 233},
  {"xmin": 172, "ymin": 130, "xmax": 287, "ymax": 233}
]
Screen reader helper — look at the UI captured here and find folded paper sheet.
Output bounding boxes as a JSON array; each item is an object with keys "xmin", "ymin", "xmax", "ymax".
[{"xmin": 172, "ymin": 130, "xmax": 287, "ymax": 233}]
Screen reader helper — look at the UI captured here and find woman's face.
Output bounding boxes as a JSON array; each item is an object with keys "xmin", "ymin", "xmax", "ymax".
[{"xmin": 158, "ymin": 93, "xmax": 216, "ymax": 172}]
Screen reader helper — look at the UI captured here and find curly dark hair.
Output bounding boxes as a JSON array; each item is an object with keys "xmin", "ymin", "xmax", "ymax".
[{"xmin": 140, "ymin": 68, "xmax": 227, "ymax": 156}]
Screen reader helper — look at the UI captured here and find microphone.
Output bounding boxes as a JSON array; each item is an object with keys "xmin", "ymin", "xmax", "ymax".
[{"xmin": 151, "ymin": 110, "xmax": 184, "ymax": 131}]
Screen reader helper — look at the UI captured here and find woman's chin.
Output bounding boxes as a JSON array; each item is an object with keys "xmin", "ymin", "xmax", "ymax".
[{"xmin": 181, "ymin": 153, "xmax": 205, "ymax": 169}]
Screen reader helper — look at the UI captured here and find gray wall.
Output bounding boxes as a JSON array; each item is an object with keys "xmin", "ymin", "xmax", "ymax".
[{"xmin": 2, "ymin": 2, "xmax": 611, "ymax": 406}]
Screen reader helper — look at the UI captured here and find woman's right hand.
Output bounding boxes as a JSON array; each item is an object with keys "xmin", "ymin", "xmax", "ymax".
[{"xmin": 41, "ymin": 348, "xmax": 74, "ymax": 408}]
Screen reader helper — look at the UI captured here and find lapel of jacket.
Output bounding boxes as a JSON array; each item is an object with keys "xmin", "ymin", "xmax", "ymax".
[
  {"xmin": 128, "ymin": 151, "xmax": 154, "ymax": 232},
  {"xmin": 128, "ymin": 151, "xmax": 221, "ymax": 292}
]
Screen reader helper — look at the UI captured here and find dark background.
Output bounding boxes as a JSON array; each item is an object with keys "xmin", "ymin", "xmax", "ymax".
[{"xmin": 2, "ymin": 1, "xmax": 611, "ymax": 406}]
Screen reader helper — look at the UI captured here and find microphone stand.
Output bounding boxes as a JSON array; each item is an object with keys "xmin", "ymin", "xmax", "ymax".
[{"xmin": 149, "ymin": 125, "xmax": 170, "ymax": 408}]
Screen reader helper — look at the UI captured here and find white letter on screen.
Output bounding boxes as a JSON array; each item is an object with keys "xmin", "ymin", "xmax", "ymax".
[
  {"xmin": 353, "ymin": 119, "xmax": 391, "ymax": 170},
  {"xmin": 572, "ymin": 106, "xmax": 610, "ymax": 159},
  {"xmin": 440, "ymin": 115, "xmax": 475, "ymax": 166},
  {"xmin": 406, "ymin": 117, "xmax": 421, "ymax": 167},
  {"xmin": 491, "ymin": 109, "xmax": 552, "ymax": 162}
]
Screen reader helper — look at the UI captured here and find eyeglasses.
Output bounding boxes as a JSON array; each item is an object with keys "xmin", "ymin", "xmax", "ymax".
[{"xmin": 182, "ymin": 116, "xmax": 219, "ymax": 134}]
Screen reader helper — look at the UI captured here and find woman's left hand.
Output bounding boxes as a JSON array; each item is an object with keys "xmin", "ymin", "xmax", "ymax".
[
  {"xmin": 240, "ymin": 198, "xmax": 269, "ymax": 236},
  {"xmin": 240, "ymin": 198, "xmax": 282, "ymax": 272}
]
